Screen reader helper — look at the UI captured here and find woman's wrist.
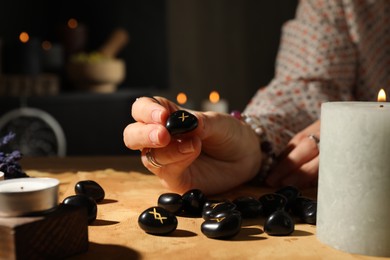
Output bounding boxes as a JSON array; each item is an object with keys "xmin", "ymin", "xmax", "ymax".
[{"xmin": 231, "ymin": 111, "xmax": 277, "ymax": 184}]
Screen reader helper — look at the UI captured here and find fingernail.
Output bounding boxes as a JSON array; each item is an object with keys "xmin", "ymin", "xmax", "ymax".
[
  {"xmin": 151, "ymin": 109, "xmax": 162, "ymax": 123},
  {"xmin": 178, "ymin": 139, "xmax": 194, "ymax": 154},
  {"xmin": 149, "ymin": 129, "xmax": 159, "ymax": 144}
]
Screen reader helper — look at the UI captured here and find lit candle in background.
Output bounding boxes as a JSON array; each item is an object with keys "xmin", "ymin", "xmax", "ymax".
[
  {"xmin": 41, "ymin": 40, "xmax": 64, "ymax": 72},
  {"xmin": 176, "ymin": 92, "xmax": 194, "ymax": 109},
  {"xmin": 0, "ymin": 171, "xmax": 4, "ymax": 181},
  {"xmin": 8, "ymin": 31, "xmax": 42, "ymax": 75},
  {"xmin": 59, "ymin": 18, "xmax": 87, "ymax": 60},
  {"xmin": 317, "ymin": 89, "xmax": 390, "ymax": 257},
  {"xmin": 201, "ymin": 91, "xmax": 229, "ymax": 113}
]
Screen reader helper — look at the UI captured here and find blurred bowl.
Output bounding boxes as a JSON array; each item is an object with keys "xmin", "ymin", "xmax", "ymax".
[{"xmin": 67, "ymin": 57, "xmax": 125, "ymax": 93}]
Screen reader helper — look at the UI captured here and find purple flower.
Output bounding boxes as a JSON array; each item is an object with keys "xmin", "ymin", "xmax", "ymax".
[
  {"xmin": 0, "ymin": 132, "xmax": 15, "ymax": 147},
  {"xmin": 0, "ymin": 132, "xmax": 29, "ymax": 179}
]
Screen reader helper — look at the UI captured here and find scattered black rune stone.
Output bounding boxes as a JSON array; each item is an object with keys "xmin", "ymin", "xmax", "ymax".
[
  {"xmin": 75, "ymin": 180, "xmax": 105, "ymax": 203},
  {"xmin": 181, "ymin": 189, "xmax": 207, "ymax": 216},
  {"xmin": 62, "ymin": 194, "xmax": 98, "ymax": 224},
  {"xmin": 275, "ymin": 186, "xmax": 301, "ymax": 211},
  {"xmin": 232, "ymin": 196, "xmax": 263, "ymax": 218},
  {"xmin": 258, "ymin": 193, "xmax": 287, "ymax": 216},
  {"xmin": 264, "ymin": 209, "xmax": 295, "ymax": 236},
  {"xmin": 157, "ymin": 192, "xmax": 183, "ymax": 214},
  {"xmin": 202, "ymin": 200, "xmax": 237, "ymax": 220},
  {"xmin": 201, "ymin": 210, "xmax": 242, "ymax": 239},
  {"xmin": 138, "ymin": 206, "xmax": 178, "ymax": 235},
  {"xmin": 291, "ymin": 197, "xmax": 317, "ymax": 225},
  {"xmin": 165, "ymin": 110, "xmax": 198, "ymax": 135}
]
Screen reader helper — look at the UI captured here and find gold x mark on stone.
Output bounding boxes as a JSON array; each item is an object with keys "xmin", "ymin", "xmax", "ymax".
[{"xmin": 178, "ymin": 112, "xmax": 189, "ymax": 122}]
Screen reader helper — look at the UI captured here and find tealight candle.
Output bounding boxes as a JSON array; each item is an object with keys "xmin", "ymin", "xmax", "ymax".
[
  {"xmin": 317, "ymin": 90, "xmax": 390, "ymax": 257},
  {"xmin": 0, "ymin": 177, "xmax": 59, "ymax": 217},
  {"xmin": 176, "ymin": 92, "xmax": 195, "ymax": 110},
  {"xmin": 201, "ymin": 91, "xmax": 229, "ymax": 113}
]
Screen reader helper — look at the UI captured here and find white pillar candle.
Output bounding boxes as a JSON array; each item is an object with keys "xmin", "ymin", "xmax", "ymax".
[
  {"xmin": 201, "ymin": 91, "xmax": 229, "ymax": 113},
  {"xmin": 0, "ymin": 177, "xmax": 59, "ymax": 217},
  {"xmin": 0, "ymin": 171, "xmax": 4, "ymax": 181},
  {"xmin": 317, "ymin": 101, "xmax": 390, "ymax": 257}
]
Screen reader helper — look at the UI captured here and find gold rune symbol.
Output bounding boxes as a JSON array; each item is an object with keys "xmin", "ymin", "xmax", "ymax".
[
  {"xmin": 178, "ymin": 112, "xmax": 189, "ymax": 122},
  {"xmin": 210, "ymin": 202, "xmax": 224, "ymax": 209},
  {"xmin": 148, "ymin": 208, "xmax": 167, "ymax": 224},
  {"xmin": 210, "ymin": 217, "xmax": 225, "ymax": 222}
]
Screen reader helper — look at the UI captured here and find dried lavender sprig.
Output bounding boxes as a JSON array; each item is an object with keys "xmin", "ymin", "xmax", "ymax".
[
  {"xmin": 0, "ymin": 132, "xmax": 29, "ymax": 179},
  {"xmin": 0, "ymin": 132, "xmax": 15, "ymax": 147}
]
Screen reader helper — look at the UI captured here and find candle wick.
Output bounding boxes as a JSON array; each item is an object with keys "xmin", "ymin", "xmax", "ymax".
[{"xmin": 380, "ymin": 105, "xmax": 384, "ymax": 108}]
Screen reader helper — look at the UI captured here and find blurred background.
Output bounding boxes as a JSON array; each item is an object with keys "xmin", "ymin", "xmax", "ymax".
[{"xmin": 0, "ymin": 0, "xmax": 297, "ymax": 156}]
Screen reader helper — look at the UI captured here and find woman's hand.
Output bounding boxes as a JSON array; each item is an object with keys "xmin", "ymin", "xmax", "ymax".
[
  {"xmin": 123, "ymin": 96, "xmax": 262, "ymax": 195},
  {"xmin": 265, "ymin": 120, "xmax": 321, "ymax": 188}
]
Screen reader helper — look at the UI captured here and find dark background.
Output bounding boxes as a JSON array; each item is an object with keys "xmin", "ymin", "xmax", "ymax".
[
  {"xmin": 0, "ymin": 0, "xmax": 298, "ymax": 156},
  {"xmin": 0, "ymin": 0, "xmax": 169, "ymax": 90}
]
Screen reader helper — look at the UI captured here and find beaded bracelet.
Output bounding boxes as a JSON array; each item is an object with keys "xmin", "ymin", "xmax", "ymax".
[{"xmin": 230, "ymin": 111, "xmax": 277, "ymax": 184}]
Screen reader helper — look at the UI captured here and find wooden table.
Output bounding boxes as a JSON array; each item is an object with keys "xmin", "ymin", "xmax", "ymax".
[{"xmin": 18, "ymin": 156, "xmax": 386, "ymax": 260}]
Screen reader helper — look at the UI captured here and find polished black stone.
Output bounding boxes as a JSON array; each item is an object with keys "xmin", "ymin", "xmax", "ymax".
[
  {"xmin": 157, "ymin": 193, "xmax": 183, "ymax": 214},
  {"xmin": 75, "ymin": 180, "xmax": 105, "ymax": 203},
  {"xmin": 181, "ymin": 189, "xmax": 207, "ymax": 216},
  {"xmin": 232, "ymin": 196, "xmax": 263, "ymax": 218},
  {"xmin": 301, "ymin": 200, "xmax": 317, "ymax": 225},
  {"xmin": 275, "ymin": 186, "xmax": 301, "ymax": 210},
  {"xmin": 138, "ymin": 206, "xmax": 178, "ymax": 235},
  {"xmin": 291, "ymin": 196, "xmax": 317, "ymax": 224},
  {"xmin": 258, "ymin": 193, "xmax": 287, "ymax": 216},
  {"xmin": 62, "ymin": 194, "xmax": 98, "ymax": 224},
  {"xmin": 264, "ymin": 209, "xmax": 295, "ymax": 236},
  {"xmin": 211, "ymin": 210, "xmax": 242, "ymax": 220},
  {"xmin": 165, "ymin": 110, "xmax": 198, "ymax": 135},
  {"xmin": 201, "ymin": 211, "xmax": 242, "ymax": 239},
  {"xmin": 202, "ymin": 200, "xmax": 237, "ymax": 220},
  {"xmin": 203, "ymin": 199, "xmax": 224, "ymax": 209}
]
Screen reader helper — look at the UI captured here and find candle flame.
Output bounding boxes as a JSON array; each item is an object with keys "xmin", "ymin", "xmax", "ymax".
[
  {"xmin": 176, "ymin": 92, "xmax": 187, "ymax": 105},
  {"xmin": 378, "ymin": 89, "xmax": 386, "ymax": 102},
  {"xmin": 209, "ymin": 91, "xmax": 220, "ymax": 104},
  {"xmin": 68, "ymin": 18, "xmax": 78, "ymax": 29},
  {"xmin": 41, "ymin": 40, "xmax": 52, "ymax": 50},
  {"xmin": 19, "ymin": 32, "xmax": 29, "ymax": 43}
]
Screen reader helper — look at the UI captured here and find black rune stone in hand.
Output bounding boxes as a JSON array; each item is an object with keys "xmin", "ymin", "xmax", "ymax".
[{"xmin": 166, "ymin": 110, "xmax": 198, "ymax": 135}]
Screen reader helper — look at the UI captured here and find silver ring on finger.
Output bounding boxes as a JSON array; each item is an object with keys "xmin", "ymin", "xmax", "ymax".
[
  {"xmin": 145, "ymin": 148, "xmax": 164, "ymax": 168},
  {"xmin": 308, "ymin": 134, "xmax": 320, "ymax": 150}
]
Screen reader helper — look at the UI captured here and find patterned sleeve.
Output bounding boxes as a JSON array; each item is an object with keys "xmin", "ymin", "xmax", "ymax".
[{"xmin": 244, "ymin": 0, "xmax": 358, "ymax": 156}]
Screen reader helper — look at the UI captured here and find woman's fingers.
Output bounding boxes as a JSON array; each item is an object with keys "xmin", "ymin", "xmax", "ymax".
[
  {"xmin": 123, "ymin": 122, "xmax": 171, "ymax": 150},
  {"xmin": 265, "ymin": 134, "xmax": 319, "ymax": 187},
  {"xmin": 141, "ymin": 136, "xmax": 202, "ymax": 193},
  {"xmin": 280, "ymin": 156, "xmax": 319, "ymax": 188},
  {"xmin": 131, "ymin": 96, "xmax": 170, "ymax": 124}
]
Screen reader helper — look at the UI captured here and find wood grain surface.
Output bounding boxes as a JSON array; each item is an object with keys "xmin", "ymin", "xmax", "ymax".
[{"xmin": 17, "ymin": 156, "xmax": 386, "ymax": 260}]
